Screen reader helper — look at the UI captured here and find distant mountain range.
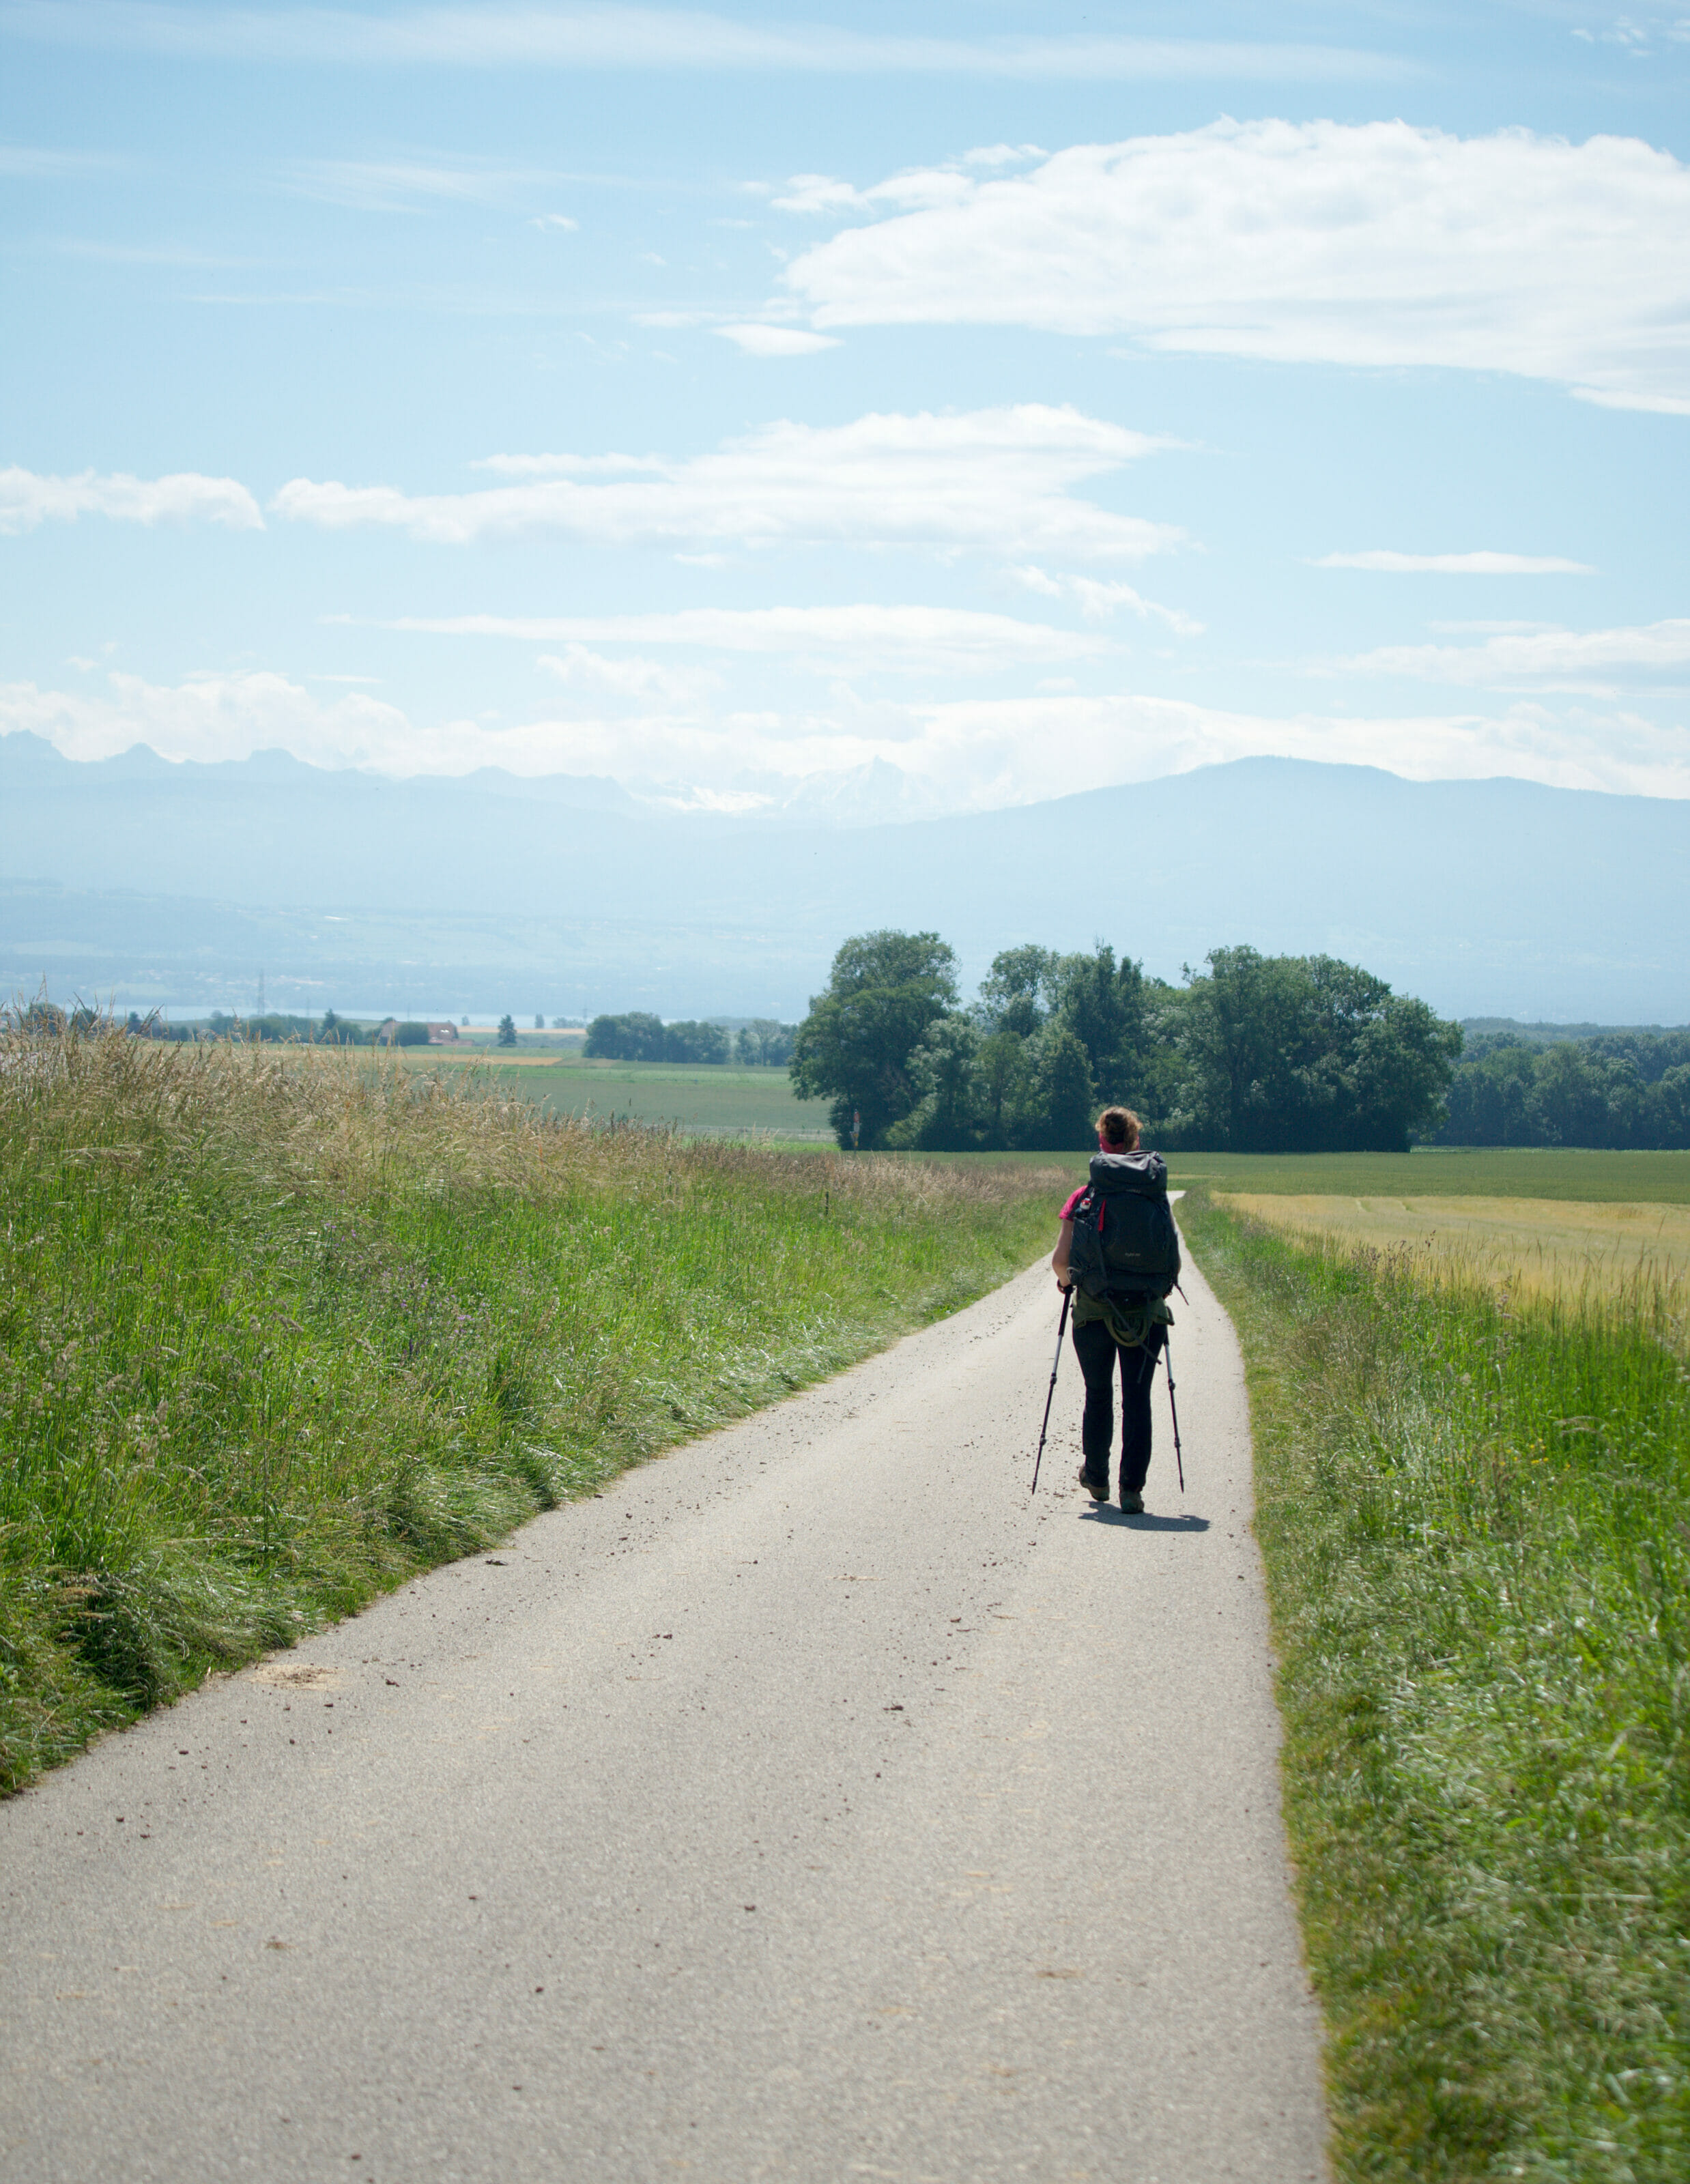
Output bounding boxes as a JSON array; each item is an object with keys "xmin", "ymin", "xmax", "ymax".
[{"xmin": 2, "ymin": 733, "xmax": 1685, "ymax": 1022}]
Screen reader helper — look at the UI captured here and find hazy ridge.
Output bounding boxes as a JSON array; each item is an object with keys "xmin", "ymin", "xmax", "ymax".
[{"xmin": 3, "ymin": 736, "xmax": 1685, "ymax": 1021}]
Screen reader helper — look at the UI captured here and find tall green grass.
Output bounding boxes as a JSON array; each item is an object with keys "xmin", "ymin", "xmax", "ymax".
[
  {"xmin": 0, "ymin": 1028, "xmax": 1061, "ymax": 1791},
  {"xmin": 1179, "ymin": 1192, "xmax": 1689, "ymax": 2182}
]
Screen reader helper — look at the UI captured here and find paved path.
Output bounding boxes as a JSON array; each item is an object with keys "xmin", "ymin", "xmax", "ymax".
[{"xmin": 1, "ymin": 1246, "xmax": 1328, "ymax": 2183}]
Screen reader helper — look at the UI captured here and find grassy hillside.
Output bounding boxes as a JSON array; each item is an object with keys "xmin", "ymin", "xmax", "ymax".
[
  {"xmin": 1182, "ymin": 1190, "xmax": 1689, "ymax": 2182},
  {"xmin": 0, "ymin": 1031, "xmax": 1061, "ymax": 1792}
]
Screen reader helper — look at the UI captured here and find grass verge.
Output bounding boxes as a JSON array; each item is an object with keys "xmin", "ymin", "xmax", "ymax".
[
  {"xmin": 1179, "ymin": 1190, "xmax": 1689, "ymax": 2181},
  {"xmin": 1, "ymin": 1029, "xmax": 1063, "ymax": 1792}
]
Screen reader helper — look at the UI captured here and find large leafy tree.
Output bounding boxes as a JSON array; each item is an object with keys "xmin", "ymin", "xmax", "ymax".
[
  {"xmin": 584, "ymin": 1010, "xmax": 665, "ymax": 1061},
  {"xmin": 885, "ymin": 1016, "xmax": 982, "ymax": 1151},
  {"xmin": 661, "ymin": 1019, "xmax": 730, "ymax": 1064},
  {"xmin": 1047, "ymin": 942, "xmax": 1149, "ymax": 1102},
  {"xmin": 1175, "ymin": 947, "xmax": 1460, "ymax": 1151},
  {"xmin": 1433, "ymin": 1031, "xmax": 1690, "ymax": 1149},
  {"xmin": 975, "ymin": 1027, "xmax": 1031, "ymax": 1148},
  {"xmin": 1175, "ymin": 947, "xmax": 1312, "ymax": 1147},
  {"xmin": 734, "ymin": 1018, "xmax": 797, "ymax": 1068},
  {"xmin": 977, "ymin": 940, "xmax": 1173, "ymax": 1140},
  {"xmin": 1018, "ymin": 1020, "xmax": 1097, "ymax": 1150},
  {"xmin": 790, "ymin": 930, "xmax": 959, "ymax": 1149},
  {"xmin": 1646, "ymin": 1067, "xmax": 1690, "ymax": 1149},
  {"xmin": 1440, "ymin": 1036, "xmax": 1538, "ymax": 1145},
  {"xmin": 1347, "ymin": 992, "xmax": 1465, "ymax": 1149},
  {"xmin": 975, "ymin": 945, "xmax": 1059, "ymax": 1041},
  {"xmin": 1527, "ymin": 1040, "xmax": 1625, "ymax": 1147}
]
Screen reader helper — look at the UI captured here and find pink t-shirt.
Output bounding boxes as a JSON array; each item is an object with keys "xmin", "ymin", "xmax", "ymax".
[{"xmin": 1059, "ymin": 1184, "xmax": 1087, "ymax": 1220}]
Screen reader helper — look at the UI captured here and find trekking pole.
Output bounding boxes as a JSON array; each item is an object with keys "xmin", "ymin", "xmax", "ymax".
[
  {"xmin": 1030, "ymin": 1289, "xmax": 1071, "ymax": 1495},
  {"xmin": 1162, "ymin": 1330, "xmax": 1186, "ymax": 1495}
]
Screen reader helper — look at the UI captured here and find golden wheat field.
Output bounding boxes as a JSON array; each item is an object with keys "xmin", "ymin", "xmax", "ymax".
[{"xmin": 1218, "ymin": 1192, "xmax": 1690, "ymax": 1305}]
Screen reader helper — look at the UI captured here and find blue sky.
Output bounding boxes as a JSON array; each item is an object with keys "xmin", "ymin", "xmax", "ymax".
[{"xmin": 2, "ymin": 1, "xmax": 1688, "ymax": 818}]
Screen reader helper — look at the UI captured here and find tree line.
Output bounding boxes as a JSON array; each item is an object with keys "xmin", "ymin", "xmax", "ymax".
[
  {"xmin": 1433, "ymin": 1030, "xmax": 1690, "ymax": 1149},
  {"xmin": 584, "ymin": 1013, "xmax": 798, "ymax": 1066},
  {"xmin": 113, "ymin": 1009, "xmax": 374, "ymax": 1044},
  {"xmin": 788, "ymin": 930, "xmax": 1465, "ymax": 1153},
  {"xmin": 122, "ymin": 1009, "xmax": 422, "ymax": 1047}
]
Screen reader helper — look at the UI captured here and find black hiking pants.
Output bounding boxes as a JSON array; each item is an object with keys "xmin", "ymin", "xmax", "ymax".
[{"xmin": 1072, "ymin": 1317, "xmax": 1166, "ymax": 1497}]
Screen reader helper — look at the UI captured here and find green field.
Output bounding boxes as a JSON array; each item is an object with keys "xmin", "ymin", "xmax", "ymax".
[
  {"xmin": 397, "ymin": 1061, "xmax": 1690, "ymax": 1196},
  {"xmin": 898, "ymin": 1145, "xmax": 1690, "ymax": 1204},
  {"xmin": 1186, "ymin": 1190, "xmax": 1690, "ymax": 2181},
  {"xmin": 402, "ymin": 1052, "xmax": 829, "ymax": 1139},
  {"xmin": 1167, "ymin": 1146, "xmax": 1690, "ymax": 1201}
]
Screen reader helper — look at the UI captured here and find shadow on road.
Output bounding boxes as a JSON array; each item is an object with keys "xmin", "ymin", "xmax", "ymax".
[{"xmin": 1078, "ymin": 1506, "xmax": 1211, "ymax": 1534}]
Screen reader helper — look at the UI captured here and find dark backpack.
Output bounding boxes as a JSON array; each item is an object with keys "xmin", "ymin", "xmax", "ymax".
[{"xmin": 1068, "ymin": 1150, "xmax": 1181, "ymax": 1302}]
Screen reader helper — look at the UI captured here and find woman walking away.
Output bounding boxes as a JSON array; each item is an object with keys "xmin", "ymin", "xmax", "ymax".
[{"xmin": 1050, "ymin": 1106, "xmax": 1177, "ymax": 1515}]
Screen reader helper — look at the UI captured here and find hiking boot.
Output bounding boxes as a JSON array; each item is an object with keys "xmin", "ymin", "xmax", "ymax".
[
  {"xmin": 1119, "ymin": 1489, "xmax": 1145, "ymax": 1514},
  {"xmin": 1076, "ymin": 1466, "xmax": 1110, "ymax": 1502}
]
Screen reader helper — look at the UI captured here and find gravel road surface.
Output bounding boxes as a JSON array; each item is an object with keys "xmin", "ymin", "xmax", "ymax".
[{"xmin": 1, "ymin": 1244, "xmax": 1328, "ymax": 2183}]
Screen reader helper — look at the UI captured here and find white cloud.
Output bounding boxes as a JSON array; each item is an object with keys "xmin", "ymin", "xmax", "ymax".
[
  {"xmin": 962, "ymin": 143, "xmax": 1048, "ymax": 169},
  {"xmin": 771, "ymin": 148, "xmax": 1044, "ymax": 219},
  {"xmin": 783, "ymin": 121, "xmax": 1690, "ymax": 414},
  {"xmin": 770, "ymin": 173, "xmax": 870, "ymax": 216},
  {"xmin": 1427, "ymin": 620, "xmax": 1557, "ymax": 636},
  {"xmin": 1009, "ymin": 564, "xmax": 1202, "ymax": 635},
  {"xmin": 532, "ymin": 212, "xmax": 578, "ymax": 230},
  {"xmin": 274, "ymin": 405, "xmax": 1178, "ymax": 561},
  {"xmin": 0, "ymin": 465, "xmax": 263, "ymax": 534},
  {"xmin": 880, "ymin": 693, "xmax": 1690, "ymax": 805},
  {"xmin": 537, "ymin": 646, "xmax": 718, "ymax": 705},
  {"xmin": 715, "ymin": 323, "xmax": 839, "ymax": 356},
  {"xmin": 1577, "ymin": 17, "xmax": 1654, "ymax": 49},
  {"xmin": 0, "ymin": 671, "xmax": 409, "ymax": 768},
  {"xmin": 1315, "ymin": 550, "xmax": 1595, "ymax": 574},
  {"xmin": 10, "ymin": 667, "xmax": 1687, "ymax": 808},
  {"xmin": 513, "ymin": 693, "xmax": 1688, "ymax": 807},
  {"xmin": 378, "ymin": 604, "xmax": 1111, "ymax": 674},
  {"xmin": 3, "ymin": 8, "xmax": 1407, "ymax": 81},
  {"xmin": 1573, "ymin": 386, "xmax": 1690, "ymax": 417},
  {"xmin": 1340, "ymin": 617, "xmax": 1690, "ymax": 693},
  {"xmin": 772, "ymin": 167, "xmax": 976, "ymax": 217},
  {"xmin": 472, "ymin": 450, "xmax": 667, "ymax": 476}
]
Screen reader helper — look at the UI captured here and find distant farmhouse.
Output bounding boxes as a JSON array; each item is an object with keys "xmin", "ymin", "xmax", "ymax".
[{"xmin": 374, "ymin": 1019, "xmax": 459, "ymax": 1047}]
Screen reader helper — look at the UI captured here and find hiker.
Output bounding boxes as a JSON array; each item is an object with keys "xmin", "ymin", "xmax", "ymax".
[{"xmin": 1050, "ymin": 1106, "xmax": 1177, "ymax": 1514}]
